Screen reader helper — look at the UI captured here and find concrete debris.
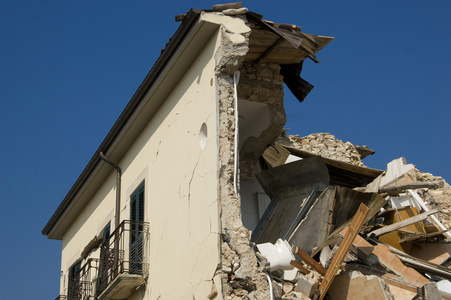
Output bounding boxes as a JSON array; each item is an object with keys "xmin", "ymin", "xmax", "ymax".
[{"xmin": 251, "ymin": 134, "xmax": 451, "ymax": 299}]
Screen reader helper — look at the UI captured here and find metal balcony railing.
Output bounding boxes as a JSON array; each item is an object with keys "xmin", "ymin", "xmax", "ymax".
[
  {"xmin": 67, "ymin": 258, "xmax": 100, "ymax": 300},
  {"xmin": 55, "ymin": 296, "xmax": 67, "ymax": 300},
  {"xmin": 96, "ymin": 220, "xmax": 149, "ymax": 296}
]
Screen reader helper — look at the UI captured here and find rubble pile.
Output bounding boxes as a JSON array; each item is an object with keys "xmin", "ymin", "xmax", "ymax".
[
  {"xmin": 412, "ymin": 169, "xmax": 451, "ymax": 229},
  {"xmin": 421, "ymin": 181, "xmax": 451, "ymax": 230},
  {"xmin": 248, "ymin": 133, "xmax": 451, "ymax": 299},
  {"xmin": 277, "ymin": 133, "xmax": 372, "ymax": 167}
]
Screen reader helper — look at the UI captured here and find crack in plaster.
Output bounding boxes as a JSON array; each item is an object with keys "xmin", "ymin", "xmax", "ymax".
[{"xmin": 187, "ymin": 152, "xmax": 202, "ymax": 236}]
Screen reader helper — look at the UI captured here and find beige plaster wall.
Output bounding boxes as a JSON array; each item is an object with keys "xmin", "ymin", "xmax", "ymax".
[
  {"xmin": 59, "ymin": 29, "xmax": 222, "ymax": 299},
  {"xmin": 60, "ymin": 173, "xmax": 116, "ymax": 295},
  {"xmin": 137, "ymin": 31, "xmax": 221, "ymax": 299}
]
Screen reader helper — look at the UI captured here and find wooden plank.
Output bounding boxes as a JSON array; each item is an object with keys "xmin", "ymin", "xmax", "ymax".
[
  {"xmin": 364, "ymin": 172, "xmax": 384, "ymax": 193},
  {"xmin": 396, "ymin": 254, "xmax": 451, "ymax": 280},
  {"xmin": 284, "ymin": 146, "xmax": 384, "ymax": 178},
  {"xmin": 380, "ymin": 180, "xmax": 444, "ymax": 193},
  {"xmin": 262, "ymin": 143, "xmax": 291, "ymax": 168},
  {"xmin": 327, "ymin": 186, "xmax": 338, "ymax": 234},
  {"xmin": 293, "ymin": 246, "xmax": 326, "ymax": 276},
  {"xmin": 256, "ymin": 37, "xmax": 286, "ymax": 64},
  {"xmin": 407, "ymin": 189, "xmax": 451, "ymax": 239},
  {"xmin": 290, "ymin": 260, "xmax": 310, "ymax": 275},
  {"xmin": 212, "ymin": 2, "xmax": 242, "ymax": 11},
  {"xmin": 318, "ymin": 203, "xmax": 370, "ymax": 300},
  {"xmin": 369, "ymin": 209, "xmax": 439, "ymax": 237},
  {"xmin": 399, "ymin": 229, "xmax": 451, "ymax": 243},
  {"xmin": 380, "ymin": 168, "xmax": 416, "ymax": 189},
  {"xmin": 311, "ymin": 190, "xmax": 386, "ymax": 257},
  {"xmin": 379, "ymin": 207, "xmax": 426, "ymax": 252}
]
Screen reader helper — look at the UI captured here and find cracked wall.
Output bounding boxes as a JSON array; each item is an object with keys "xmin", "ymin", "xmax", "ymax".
[
  {"xmin": 137, "ymin": 29, "xmax": 221, "ymax": 299},
  {"xmin": 60, "ymin": 22, "xmax": 224, "ymax": 299},
  {"xmin": 214, "ymin": 12, "xmax": 288, "ymax": 299}
]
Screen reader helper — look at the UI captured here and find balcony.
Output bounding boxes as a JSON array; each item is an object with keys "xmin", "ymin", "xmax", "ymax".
[
  {"xmin": 67, "ymin": 258, "xmax": 100, "ymax": 300},
  {"xmin": 97, "ymin": 220, "xmax": 150, "ymax": 300},
  {"xmin": 55, "ymin": 296, "xmax": 67, "ymax": 300}
]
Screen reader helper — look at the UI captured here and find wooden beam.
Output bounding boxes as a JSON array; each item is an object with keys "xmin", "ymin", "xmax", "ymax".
[
  {"xmin": 369, "ymin": 209, "xmax": 439, "ymax": 237},
  {"xmin": 284, "ymin": 146, "xmax": 384, "ymax": 178},
  {"xmin": 396, "ymin": 254, "xmax": 451, "ymax": 280},
  {"xmin": 399, "ymin": 229, "xmax": 451, "ymax": 243},
  {"xmin": 212, "ymin": 2, "xmax": 242, "ymax": 11},
  {"xmin": 318, "ymin": 203, "xmax": 370, "ymax": 300},
  {"xmin": 407, "ymin": 189, "xmax": 451, "ymax": 239},
  {"xmin": 290, "ymin": 260, "xmax": 311, "ymax": 275},
  {"xmin": 380, "ymin": 180, "xmax": 445, "ymax": 193},
  {"xmin": 262, "ymin": 143, "xmax": 291, "ymax": 168},
  {"xmin": 293, "ymin": 246, "xmax": 326, "ymax": 276},
  {"xmin": 256, "ymin": 37, "xmax": 286, "ymax": 64},
  {"xmin": 175, "ymin": 14, "xmax": 187, "ymax": 22}
]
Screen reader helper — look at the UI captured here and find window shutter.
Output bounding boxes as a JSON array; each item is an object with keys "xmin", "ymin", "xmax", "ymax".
[{"xmin": 130, "ymin": 182, "xmax": 145, "ymax": 274}]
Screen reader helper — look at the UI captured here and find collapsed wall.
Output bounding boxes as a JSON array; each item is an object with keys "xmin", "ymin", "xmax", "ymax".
[
  {"xmin": 211, "ymin": 5, "xmax": 335, "ymax": 299},
  {"xmin": 214, "ymin": 12, "xmax": 271, "ymax": 299},
  {"xmin": 238, "ymin": 61, "xmax": 286, "ymax": 181}
]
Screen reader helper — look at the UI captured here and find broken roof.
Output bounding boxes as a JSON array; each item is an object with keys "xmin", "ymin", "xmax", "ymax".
[{"xmin": 42, "ymin": 4, "xmax": 333, "ymax": 239}]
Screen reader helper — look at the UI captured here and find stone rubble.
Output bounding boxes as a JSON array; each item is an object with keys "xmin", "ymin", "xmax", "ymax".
[{"xmin": 277, "ymin": 133, "xmax": 371, "ymax": 167}]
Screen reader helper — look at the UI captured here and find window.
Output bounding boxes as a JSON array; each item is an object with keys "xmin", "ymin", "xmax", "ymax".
[
  {"xmin": 68, "ymin": 261, "xmax": 81, "ymax": 300},
  {"xmin": 130, "ymin": 182, "xmax": 144, "ymax": 274},
  {"xmin": 102, "ymin": 222, "xmax": 111, "ymax": 243},
  {"xmin": 97, "ymin": 222, "xmax": 111, "ymax": 295}
]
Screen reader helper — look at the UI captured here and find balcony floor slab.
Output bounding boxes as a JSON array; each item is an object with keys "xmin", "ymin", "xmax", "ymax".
[{"xmin": 98, "ymin": 274, "xmax": 144, "ymax": 300}]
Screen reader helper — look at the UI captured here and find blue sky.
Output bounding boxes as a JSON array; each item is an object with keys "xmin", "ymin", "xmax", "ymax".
[{"xmin": 1, "ymin": 1, "xmax": 450, "ymax": 299}]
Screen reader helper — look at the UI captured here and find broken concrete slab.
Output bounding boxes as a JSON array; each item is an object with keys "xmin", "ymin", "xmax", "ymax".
[
  {"xmin": 327, "ymin": 271, "xmax": 394, "ymax": 300},
  {"xmin": 372, "ymin": 243, "xmax": 430, "ymax": 287},
  {"xmin": 294, "ymin": 272, "xmax": 320, "ymax": 298},
  {"xmin": 288, "ymin": 186, "xmax": 336, "ymax": 255},
  {"xmin": 252, "ymin": 157, "xmax": 329, "ymax": 243},
  {"xmin": 423, "ymin": 282, "xmax": 442, "ymax": 300},
  {"xmin": 255, "ymin": 156, "xmax": 329, "ymax": 199}
]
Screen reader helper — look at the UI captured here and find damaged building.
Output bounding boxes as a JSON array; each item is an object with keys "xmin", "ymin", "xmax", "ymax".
[{"xmin": 42, "ymin": 3, "xmax": 451, "ymax": 300}]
